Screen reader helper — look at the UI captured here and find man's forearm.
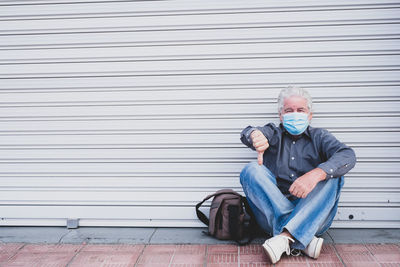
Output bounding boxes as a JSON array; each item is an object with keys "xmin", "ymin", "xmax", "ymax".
[
  {"xmin": 289, "ymin": 167, "xmax": 327, "ymax": 198},
  {"xmin": 311, "ymin": 167, "xmax": 327, "ymax": 182},
  {"xmin": 318, "ymin": 148, "xmax": 356, "ymax": 179}
]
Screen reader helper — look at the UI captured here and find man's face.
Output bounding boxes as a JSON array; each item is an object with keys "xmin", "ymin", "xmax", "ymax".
[{"xmin": 279, "ymin": 96, "xmax": 313, "ymax": 122}]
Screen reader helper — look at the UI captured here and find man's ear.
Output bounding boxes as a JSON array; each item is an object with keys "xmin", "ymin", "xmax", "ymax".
[{"xmin": 308, "ymin": 112, "xmax": 313, "ymax": 121}]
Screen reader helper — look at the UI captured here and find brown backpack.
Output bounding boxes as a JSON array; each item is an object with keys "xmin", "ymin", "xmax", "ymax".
[{"xmin": 196, "ymin": 189, "xmax": 255, "ymax": 244}]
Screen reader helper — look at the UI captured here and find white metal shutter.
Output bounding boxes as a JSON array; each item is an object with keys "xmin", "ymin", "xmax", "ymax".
[{"xmin": 0, "ymin": 0, "xmax": 399, "ymax": 228}]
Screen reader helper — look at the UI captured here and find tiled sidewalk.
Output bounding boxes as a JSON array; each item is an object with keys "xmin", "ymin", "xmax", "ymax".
[{"xmin": 1, "ymin": 243, "xmax": 399, "ymax": 267}]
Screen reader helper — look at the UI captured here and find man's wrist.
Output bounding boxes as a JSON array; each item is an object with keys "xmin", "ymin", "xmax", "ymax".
[{"xmin": 314, "ymin": 167, "xmax": 327, "ymax": 181}]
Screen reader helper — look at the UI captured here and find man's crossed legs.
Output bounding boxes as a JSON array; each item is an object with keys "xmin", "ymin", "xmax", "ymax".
[{"xmin": 240, "ymin": 162, "xmax": 344, "ymax": 263}]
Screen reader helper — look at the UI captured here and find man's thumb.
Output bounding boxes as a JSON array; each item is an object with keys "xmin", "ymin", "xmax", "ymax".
[{"xmin": 257, "ymin": 151, "xmax": 264, "ymax": 165}]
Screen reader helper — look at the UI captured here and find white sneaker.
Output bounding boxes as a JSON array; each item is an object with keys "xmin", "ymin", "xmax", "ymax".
[
  {"xmin": 262, "ymin": 235, "xmax": 294, "ymax": 264},
  {"xmin": 302, "ymin": 236, "xmax": 324, "ymax": 259}
]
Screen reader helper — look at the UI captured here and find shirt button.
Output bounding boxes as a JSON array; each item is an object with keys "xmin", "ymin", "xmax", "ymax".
[
  {"xmin": 330, "ymin": 169, "xmax": 333, "ymax": 173},
  {"xmin": 330, "ymin": 175, "xmax": 334, "ymax": 178},
  {"xmin": 291, "ymin": 157, "xmax": 295, "ymax": 160},
  {"xmin": 292, "ymin": 141, "xmax": 296, "ymax": 144},
  {"xmin": 291, "ymin": 174, "xmax": 294, "ymax": 177}
]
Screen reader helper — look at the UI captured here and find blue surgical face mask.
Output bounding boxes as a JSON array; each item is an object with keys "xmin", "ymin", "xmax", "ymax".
[{"xmin": 282, "ymin": 112, "xmax": 309, "ymax": 135}]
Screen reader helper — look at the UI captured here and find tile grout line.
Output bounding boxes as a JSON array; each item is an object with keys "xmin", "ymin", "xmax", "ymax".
[
  {"xmin": 332, "ymin": 243, "xmax": 347, "ymax": 267},
  {"xmin": 168, "ymin": 245, "xmax": 176, "ymax": 267},
  {"xmin": 327, "ymin": 232, "xmax": 347, "ymax": 267},
  {"xmin": 364, "ymin": 243, "xmax": 383, "ymax": 266},
  {"xmin": 64, "ymin": 242, "xmax": 87, "ymax": 267},
  {"xmin": 133, "ymin": 243, "xmax": 147, "ymax": 267},
  {"xmin": 0, "ymin": 243, "xmax": 27, "ymax": 267},
  {"xmin": 204, "ymin": 244, "xmax": 208, "ymax": 267}
]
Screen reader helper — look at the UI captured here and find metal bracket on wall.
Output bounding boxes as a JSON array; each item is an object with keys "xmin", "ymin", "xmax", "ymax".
[{"xmin": 67, "ymin": 219, "xmax": 79, "ymax": 229}]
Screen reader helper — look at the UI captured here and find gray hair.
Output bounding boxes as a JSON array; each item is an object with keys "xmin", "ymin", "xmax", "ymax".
[{"xmin": 277, "ymin": 86, "xmax": 313, "ymax": 114}]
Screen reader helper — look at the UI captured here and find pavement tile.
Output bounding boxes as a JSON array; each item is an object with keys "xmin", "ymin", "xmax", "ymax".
[
  {"xmin": 275, "ymin": 263, "xmax": 310, "ymax": 267},
  {"xmin": 373, "ymin": 253, "xmax": 400, "ymax": 263},
  {"xmin": 320, "ymin": 244, "xmax": 337, "ymax": 254},
  {"xmin": 142, "ymin": 244, "xmax": 176, "ymax": 253},
  {"xmin": 80, "ymin": 244, "xmax": 144, "ymax": 252},
  {"xmin": 136, "ymin": 264, "xmax": 170, "ymax": 267},
  {"xmin": 365, "ymin": 244, "xmax": 400, "ymax": 262},
  {"xmin": 240, "ymin": 244, "xmax": 264, "ymax": 255},
  {"xmin": 334, "ymin": 244, "xmax": 369, "ymax": 253},
  {"xmin": 68, "ymin": 251, "xmax": 140, "ymax": 267},
  {"xmin": 240, "ymin": 263, "xmax": 272, "ymax": 267},
  {"xmin": 207, "ymin": 253, "xmax": 238, "ymax": 263},
  {"xmin": 339, "ymin": 251, "xmax": 377, "ymax": 263},
  {"xmin": 239, "ymin": 244, "xmax": 270, "ymax": 264},
  {"xmin": 278, "ymin": 254, "xmax": 308, "ymax": 263},
  {"xmin": 174, "ymin": 244, "xmax": 206, "ymax": 254},
  {"xmin": 240, "ymin": 253, "xmax": 270, "ymax": 264},
  {"xmin": 308, "ymin": 263, "xmax": 344, "ymax": 267},
  {"xmin": 171, "ymin": 252, "xmax": 205, "ymax": 264},
  {"xmin": 240, "ymin": 254, "xmax": 270, "ymax": 263},
  {"xmin": 0, "ymin": 243, "xmax": 24, "ymax": 262},
  {"xmin": 344, "ymin": 263, "xmax": 381, "ymax": 267},
  {"xmin": 170, "ymin": 264, "xmax": 204, "ymax": 267},
  {"xmin": 137, "ymin": 251, "xmax": 174, "ymax": 263},
  {"xmin": 312, "ymin": 244, "xmax": 341, "ymax": 263},
  {"xmin": 311, "ymin": 252, "xmax": 341, "ymax": 263},
  {"xmin": 207, "ymin": 264, "xmax": 239, "ymax": 267},
  {"xmin": 366, "ymin": 244, "xmax": 400, "ymax": 254},
  {"xmin": 0, "ymin": 242, "xmax": 397, "ymax": 267},
  {"xmin": 19, "ymin": 244, "xmax": 83, "ymax": 253},
  {"xmin": 207, "ymin": 244, "xmax": 238, "ymax": 254},
  {"xmin": 4, "ymin": 251, "xmax": 76, "ymax": 267}
]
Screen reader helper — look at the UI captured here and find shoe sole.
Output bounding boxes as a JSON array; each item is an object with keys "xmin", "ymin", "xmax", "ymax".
[
  {"xmin": 262, "ymin": 243, "xmax": 279, "ymax": 264},
  {"xmin": 312, "ymin": 238, "xmax": 324, "ymax": 259}
]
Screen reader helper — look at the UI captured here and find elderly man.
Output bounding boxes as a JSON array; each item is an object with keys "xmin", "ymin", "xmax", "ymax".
[{"xmin": 240, "ymin": 86, "xmax": 356, "ymax": 264}]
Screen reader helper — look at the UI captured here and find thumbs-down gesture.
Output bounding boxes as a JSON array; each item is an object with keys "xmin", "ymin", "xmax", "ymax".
[{"xmin": 250, "ymin": 130, "xmax": 269, "ymax": 165}]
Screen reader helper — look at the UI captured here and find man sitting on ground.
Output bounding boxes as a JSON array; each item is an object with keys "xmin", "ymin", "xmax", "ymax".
[{"xmin": 240, "ymin": 86, "xmax": 356, "ymax": 264}]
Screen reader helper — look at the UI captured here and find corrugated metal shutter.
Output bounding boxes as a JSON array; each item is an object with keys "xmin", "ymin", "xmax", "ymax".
[{"xmin": 0, "ymin": 0, "xmax": 399, "ymax": 228}]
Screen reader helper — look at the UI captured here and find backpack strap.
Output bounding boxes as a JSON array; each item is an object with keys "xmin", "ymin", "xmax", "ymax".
[
  {"xmin": 228, "ymin": 204, "xmax": 240, "ymax": 240},
  {"xmin": 195, "ymin": 189, "xmax": 242, "ymax": 226},
  {"xmin": 233, "ymin": 197, "xmax": 258, "ymax": 246}
]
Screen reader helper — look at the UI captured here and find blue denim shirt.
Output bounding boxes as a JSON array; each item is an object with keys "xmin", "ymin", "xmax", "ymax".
[{"xmin": 240, "ymin": 123, "xmax": 356, "ymax": 197}]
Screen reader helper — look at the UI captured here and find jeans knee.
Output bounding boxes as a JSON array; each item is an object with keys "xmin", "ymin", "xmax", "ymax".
[{"xmin": 240, "ymin": 161, "xmax": 262, "ymax": 185}]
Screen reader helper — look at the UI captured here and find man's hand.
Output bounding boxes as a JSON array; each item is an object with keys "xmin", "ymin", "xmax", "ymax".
[
  {"xmin": 289, "ymin": 168, "xmax": 326, "ymax": 198},
  {"xmin": 250, "ymin": 130, "xmax": 269, "ymax": 165}
]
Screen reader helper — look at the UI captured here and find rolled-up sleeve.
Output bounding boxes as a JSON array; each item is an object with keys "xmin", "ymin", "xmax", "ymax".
[
  {"xmin": 240, "ymin": 123, "xmax": 278, "ymax": 150},
  {"xmin": 317, "ymin": 129, "xmax": 357, "ymax": 179},
  {"xmin": 240, "ymin": 126, "xmax": 257, "ymax": 150}
]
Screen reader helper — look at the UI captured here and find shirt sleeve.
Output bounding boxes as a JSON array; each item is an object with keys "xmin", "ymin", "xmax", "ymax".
[
  {"xmin": 240, "ymin": 123, "xmax": 278, "ymax": 150},
  {"xmin": 317, "ymin": 129, "xmax": 357, "ymax": 179},
  {"xmin": 240, "ymin": 126, "xmax": 257, "ymax": 150}
]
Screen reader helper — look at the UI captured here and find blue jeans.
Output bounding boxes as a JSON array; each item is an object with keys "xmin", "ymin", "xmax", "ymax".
[{"xmin": 240, "ymin": 162, "xmax": 344, "ymax": 250}]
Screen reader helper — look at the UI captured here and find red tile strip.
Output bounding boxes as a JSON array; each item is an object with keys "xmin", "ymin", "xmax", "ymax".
[{"xmin": 0, "ymin": 243, "xmax": 399, "ymax": 266}]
